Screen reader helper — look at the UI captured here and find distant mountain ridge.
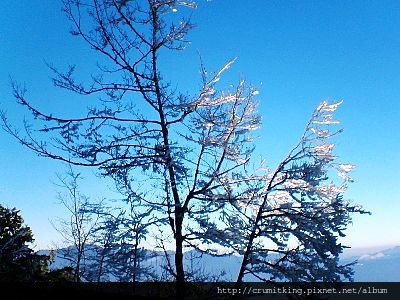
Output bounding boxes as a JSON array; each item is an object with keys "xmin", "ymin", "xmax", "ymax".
[
  {"xmin": 347, "ymin": 246, "xmax": 400, "ymax": 281},
  {"xmin": 39, "ymin": 245, "xmax": 400, "ymax": 282}
]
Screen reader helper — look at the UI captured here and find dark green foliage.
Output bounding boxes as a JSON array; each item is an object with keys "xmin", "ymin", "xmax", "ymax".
[{"xmin": 0, "ymin": 204, "xmax": 73, "ymax": 281}]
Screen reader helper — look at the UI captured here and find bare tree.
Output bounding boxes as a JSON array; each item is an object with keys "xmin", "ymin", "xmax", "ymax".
[
  {"xmin": 83, "ymin": 211, "xmax": 117, "ymax": 283},
  {"xmin": 54, "ymin": 166, "xmax": 155, "ymax": 283},
  {"xmin": 53, "ymin": 165, "xmax": 100, "ymax": 282},
  {"xmin": 108, "ymin": 207, "xmax": 157, "ymax": 282},
  {"xmin": 1, "ymin": 0, "xmax": 366, "ymax": 297}
]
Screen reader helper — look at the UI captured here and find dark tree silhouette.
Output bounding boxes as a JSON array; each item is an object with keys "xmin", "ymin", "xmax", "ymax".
[
  {"xmin": 1, "ymin": 0, "xmax": 367, "ymax": 297},
  {"xmin": 0, "ymin": 204, "xmax": 50, "ymax": 281}
]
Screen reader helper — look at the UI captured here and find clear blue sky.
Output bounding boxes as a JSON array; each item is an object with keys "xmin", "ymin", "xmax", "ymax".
[{"xmin": 1, "ymin": 0, "xmax": 399, "ymax": 250}]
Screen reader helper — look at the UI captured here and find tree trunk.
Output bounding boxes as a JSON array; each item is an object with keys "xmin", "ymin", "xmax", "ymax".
[{"xmin": 175, "ymin": 211, "xmax": 185, "ymax": 300}]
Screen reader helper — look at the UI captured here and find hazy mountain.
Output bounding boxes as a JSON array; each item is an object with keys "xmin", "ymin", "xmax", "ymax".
[
  {"xmin": 39, "ymin": 245, "xmax": 400, "ymax": 282},
  {"xmin": 346, "ymin": 246, "xmax": 400, "ymax": 281}
]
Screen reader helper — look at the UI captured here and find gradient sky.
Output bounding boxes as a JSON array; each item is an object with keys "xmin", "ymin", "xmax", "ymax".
[{"xmin": 1, "ymin": 0, "xmax": 399, "ymax": 250}]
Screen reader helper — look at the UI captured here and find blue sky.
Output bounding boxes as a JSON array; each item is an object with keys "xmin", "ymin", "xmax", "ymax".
[{"xmin": 1, "ymin": 0, "xmax": 399, "ymax": 250}]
